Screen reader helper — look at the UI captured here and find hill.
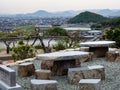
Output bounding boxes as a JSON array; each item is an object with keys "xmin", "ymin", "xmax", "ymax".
[
  {"xmin": 68, "ymin": 11, "xmax": 109, "ymax": 23},
  {"xmin": 27, "ymin": 10, "xmax": 78, "ymax": 17}
]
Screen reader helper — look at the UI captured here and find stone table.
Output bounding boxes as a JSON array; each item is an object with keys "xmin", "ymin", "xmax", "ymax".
[
  {"xmin": 80, "ymin": 41, "xmax": 115, "ymax": 57},
  {"xmin": 36, "ymin": 51, "xmax": 89, "ymax": 76}
]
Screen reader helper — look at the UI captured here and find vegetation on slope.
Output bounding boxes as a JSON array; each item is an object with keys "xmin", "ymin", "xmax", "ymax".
[
  {"xmin": 91, "ymin": 17, "xmax": 120, "ymax": 29},
  {"xmin": 68, "ymin": 11, "xmax": 108, "ymax": 23}
]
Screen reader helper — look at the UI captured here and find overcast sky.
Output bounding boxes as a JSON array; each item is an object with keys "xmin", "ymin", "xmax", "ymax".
[{"xmin": 0, "ymin": 0, "xmax": 120, "ymax": 14}]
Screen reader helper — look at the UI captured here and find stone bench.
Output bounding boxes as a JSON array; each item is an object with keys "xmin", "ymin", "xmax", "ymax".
[
  {"xmin": 106, "ymin": 51, "xmax": 120, "ymax": 62},
  {"xmin": 30, "ymin": 79, "xmax": 58, "ymax": 90},
  {"xmin": 18, "ymin": 62, "xmax": 35, "ymax": 77},
  {"xmin": 68, "ymin": 65, "xmax": 105, "ymax": 84},
  {"xmin": 79, "ymin": 79, "xmax": 101, "ymax": 90},
  {"xmin": 35, "ymin": 69, "xmax": 51, "ymax": 80}
]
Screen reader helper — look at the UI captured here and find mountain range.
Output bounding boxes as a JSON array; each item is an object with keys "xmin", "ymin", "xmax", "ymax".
[
  {"xmin": 27, "ymin": 9, "xmax": 120, "ymax": 17},
  {"xmin": 1, "ymin": 9, "xmax": 120, "ymax": 17}
]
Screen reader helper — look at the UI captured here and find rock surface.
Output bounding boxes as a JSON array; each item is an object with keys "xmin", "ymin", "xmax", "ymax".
[
  {"xmin": 9, "ymin": 58, "xmax": 120, "ymax": 90},
  {"xmin": 30, "ymin": 79, "xmax": 58, "ymax": 90},
  {"xmin": 106, "ymin": 51, "xmax": 120, "ymax": 62},
  {"xmin": 18, "ymin": 62, "xmax": 35, "ymax": 77},
  {"xmin": 68, "ymin": 65, "xmax": 105, "ymax": 84},
  {"xmin": 35, "ymin": 69, "xmax": 51, "ymax": 79},
  {"xmin": 79, "ymin": 79, "xmax": 101, "ymax": 90}
]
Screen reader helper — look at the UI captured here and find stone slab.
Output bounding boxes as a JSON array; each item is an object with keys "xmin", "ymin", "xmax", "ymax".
[
  {"xmin": 79, "ymin": 79, "xmax": 101, "ymax": 90},
  {"xmin": 19, "ymin": 62, "xmax": 33, "ymax": 66},
  {"xmin": 30, "ymin": 79, "xmax": 58, "ymax": 90},
  {"xmin": 80, "ymin": 41, "xmax": 115, "ymax": 47},
  {"xmin": 79, "ymin": 79, "xmax": 101, "ymax": 84},
  {"xmin": 69, "ymin": 65, "xmax": 104, "ymax": 71},
  {"xmin": 0, "ymin": 65, "xmax": 16, "ymax": 86},
  {"xmin": 36, "ymin": 51, "xmax": 89, "ymax": 61}
]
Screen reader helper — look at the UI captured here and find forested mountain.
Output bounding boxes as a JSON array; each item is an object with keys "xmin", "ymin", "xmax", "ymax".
[{"xmin": 68, "ymin": 11, "xmax": 109, "ymax": 23}]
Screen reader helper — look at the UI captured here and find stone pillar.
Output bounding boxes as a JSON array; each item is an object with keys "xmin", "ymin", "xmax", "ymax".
[
  {"xmin": 79, "ymin": 79, "xmax": 101, "ymax": 90},
  {"xmin": 41, "ymin": 59, "xmax": 80, "ymax": 76},
  {"xmin": 41, "ymin": 60, "xmax": 54, "ymax": 70},
  {"xmin": 18, "ymin": 62, "xmax": 35, "ymax": 77},
  {"xmin": 35, "ymin": 69, "xmax": 51, "ymax": 80},
  {"xmin": 30, "ymin": 79, "xmax": 58, "ymax": 90}
]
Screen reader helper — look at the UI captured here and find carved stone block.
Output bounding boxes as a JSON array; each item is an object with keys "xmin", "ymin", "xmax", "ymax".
[
  {"xmin": 79, "ymin": 79, "xmax": 101, "ymax": 90},
  {"xmin": 68, "ymin": 65, "xmax": 105, "ymax": 84}
]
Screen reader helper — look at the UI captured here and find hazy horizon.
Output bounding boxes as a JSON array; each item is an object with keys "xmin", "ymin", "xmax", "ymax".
[{"xmin": 0, "ymin": 0, "xmax": 120, "ymax": 14}]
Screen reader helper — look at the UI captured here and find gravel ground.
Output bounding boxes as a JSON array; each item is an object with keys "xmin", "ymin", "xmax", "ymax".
[{"xmin": 10, "ymin": 58, "xmax": 120, "ymax": 90}]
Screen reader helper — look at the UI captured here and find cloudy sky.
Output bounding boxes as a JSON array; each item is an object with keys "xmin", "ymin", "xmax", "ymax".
[{"xmin": 0, "ymin": 0, "xmax": 120, "ymax": 14}]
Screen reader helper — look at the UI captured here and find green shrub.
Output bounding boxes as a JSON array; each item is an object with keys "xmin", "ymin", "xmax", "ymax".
[
  {"xmin": 105, "ymin": 28, "xmax": 120, "ymax": 47},
  {"xmin": 53, "ymin": 41, "xmax": 66, "ymax": 51},
  {"xmin": 34, "ymin": 45, "xmax": 43, "ymax": 49},
  {"xmin": 12, "ymin": 41, "xmax": 35, "ymax": 61}
]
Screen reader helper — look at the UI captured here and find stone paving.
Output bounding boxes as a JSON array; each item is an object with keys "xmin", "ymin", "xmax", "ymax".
[{"xmin": 10, "ymin": 58, "xmax": 120, "ymax": 90}]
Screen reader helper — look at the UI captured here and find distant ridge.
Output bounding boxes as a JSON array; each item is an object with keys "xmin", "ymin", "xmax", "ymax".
[
  {"xmin": 27, "ymin": 10, "xmax": 78, "ymax": 17},
  {"xmin": 23, "ymin": 9, "xmax": 120, "ymax": 17},
  {"xmin": 68, "ymin": 11, "xmax": 108, "ymax": 23},
  {"xmin": 1, "ymin": 9, "xmax": 120, "ymax": 17}
]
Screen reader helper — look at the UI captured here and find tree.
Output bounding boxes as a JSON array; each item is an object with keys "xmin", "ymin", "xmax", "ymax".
[
  {"xmin": 45, "ymin": 27, "xmax": 68, "ymax": 47},
  {"xmin": 0, "ymin": 30, "xmax": 25, "ymax": 54},
  {"xmin": 31, "ymin": 27, "xmax": 68, "ymax": 53},
  {"xmin": 12, "ymin": 40, "xmax": 35, "ymax": 61},
  {"xmin": 105, "ymin": 28, "xmax": 120, "ymax": 47},
  {"xmin": 53, "ymin": 31, "xmax": 82, "ymax": 51}
]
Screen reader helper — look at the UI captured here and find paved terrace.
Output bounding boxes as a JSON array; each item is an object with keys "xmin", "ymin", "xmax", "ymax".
[{"xmin": 9, "ymin": 57, "xmax": 120, "ymax": 90}]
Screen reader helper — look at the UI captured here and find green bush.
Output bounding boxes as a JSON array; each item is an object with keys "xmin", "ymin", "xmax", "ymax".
[
  {"xmin": 12, "ymin": 41, "xmax": 35, "ymax": 61},
  {"xmin": 105, "ymin": 28, "xmax": 120, "ymax": 47},
  {"xmin": 34, "ymin": 45, "xmax": 43, "ymax": 49},
  {"xmin": 53, "ymin": 41, "xmax": 66, "ymax": 51}
]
